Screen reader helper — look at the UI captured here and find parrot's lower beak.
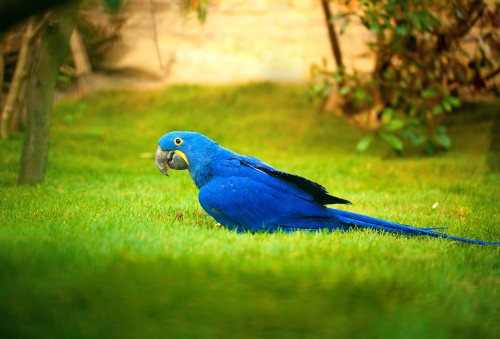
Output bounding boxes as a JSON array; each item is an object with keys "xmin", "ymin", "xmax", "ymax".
[{"xmin": 155, "ymin": 146, "xmax": 189, "ymax": 176}]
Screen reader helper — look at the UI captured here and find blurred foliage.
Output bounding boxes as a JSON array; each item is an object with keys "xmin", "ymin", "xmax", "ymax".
[
  {"xmin": 309, "ymin": 0, "xmax": 499, "ymax": 154},
  {"xmin": 99, "ymin": 0, "xmax": 122, "ymax": 13},
  {"xmin": 76, "ymin": 0, "xmax": 125, "ymax": 70},
  {"xmin": 179, "ymin": 0, "xmax": 209, "ymax": 23}
]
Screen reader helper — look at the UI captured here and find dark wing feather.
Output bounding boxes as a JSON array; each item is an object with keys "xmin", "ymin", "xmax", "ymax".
[{"xmin": 240, "ymin": 160, "xmax": 351, "ymax": 205}]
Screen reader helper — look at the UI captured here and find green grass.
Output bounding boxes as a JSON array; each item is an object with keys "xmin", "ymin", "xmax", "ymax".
[{"xmin": 0, "ymin": 83, "xmax": 499, "ymax": 338}]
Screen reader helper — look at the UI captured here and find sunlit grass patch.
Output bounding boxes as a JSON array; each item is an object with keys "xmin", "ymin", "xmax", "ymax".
[{"xmin": 0, "ymin": 84, "xmax": 498, "ymax": 338}]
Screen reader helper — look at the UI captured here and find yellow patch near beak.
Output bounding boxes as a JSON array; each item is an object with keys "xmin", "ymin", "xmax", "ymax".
[{"xmin": 174, "ymin": 150, "xmax": 189, "ymax": 166}]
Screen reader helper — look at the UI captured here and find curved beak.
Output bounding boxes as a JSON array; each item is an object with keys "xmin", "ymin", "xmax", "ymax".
[{"xmin": 155, "ymin": 146, "xmax": 189, "ymax": 176}]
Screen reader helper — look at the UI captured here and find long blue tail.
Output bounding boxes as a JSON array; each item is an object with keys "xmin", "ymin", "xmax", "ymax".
[{"xmin": 330, "ymin": 208, "xmax": 500, "ymax": 245}]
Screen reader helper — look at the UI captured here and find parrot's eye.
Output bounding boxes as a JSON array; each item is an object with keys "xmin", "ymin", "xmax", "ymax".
[{"xmin": 174, "ymin": 137, "xmax": 183, "ymax": 146}]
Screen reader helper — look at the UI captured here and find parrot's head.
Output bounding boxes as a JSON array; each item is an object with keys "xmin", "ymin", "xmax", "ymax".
[{"xmin": 155, "ymin": 131, "xmax": 218, "ymax": 176}]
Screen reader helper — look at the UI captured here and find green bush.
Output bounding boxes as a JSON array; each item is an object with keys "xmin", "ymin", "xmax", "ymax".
[{"xmin": 310, "ymin": 0, "xmax": 499, "ymax": 154}]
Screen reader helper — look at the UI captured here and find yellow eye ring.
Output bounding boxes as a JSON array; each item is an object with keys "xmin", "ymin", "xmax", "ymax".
[{"xmin": 174, "ymin": 137, "xmax": 183, "ymax": 146}]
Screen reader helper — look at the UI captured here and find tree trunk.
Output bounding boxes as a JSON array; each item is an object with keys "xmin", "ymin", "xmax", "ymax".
[
  {"xmin": 319, "ymin": 0, "xmax": 344, "ymax": 113},
  {"xmin": 0, "ymin": 33, "xmax": 4, "ymax": 113},
  {"xmin": 69, "ymin": 27, "xmax": 92, "ymax": 98},
  {"xmin": 0, "ymin": 18, "xmax": 35, "ymax": 139},
  {"xmin": 320, "ymin": 0, "xmax": 343, "ymax": 70},
  {"xmin": 9, "ymin": 78, "xmax": 29, "ymax": 131},
  {"xmin": 18, "ymin": 4, "xmax": 78, "ymax": 185}
]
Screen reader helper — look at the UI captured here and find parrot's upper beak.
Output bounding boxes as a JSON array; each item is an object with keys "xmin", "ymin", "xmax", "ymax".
[{"xmin": 155, "ymin": 146, "xmax": 189, "ymax": 176}]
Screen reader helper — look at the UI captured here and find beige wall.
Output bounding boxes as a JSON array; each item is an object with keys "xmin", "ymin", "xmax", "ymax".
[{"xmin": 103, "ymin": 0, "xmax": 374, "ymax": 84}]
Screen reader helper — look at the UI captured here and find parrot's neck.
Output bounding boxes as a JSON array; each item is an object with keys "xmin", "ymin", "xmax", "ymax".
[
  {"xmin": 188, "ymin": 145, "xmax": 236, "ymax": 189},
  {"xmin": 189, "ymin": 166, "xmax": 212, "ymax": 189},
  {"xmin": 186, "ymin": 143, "xmax": 223, "ymax": 189}
]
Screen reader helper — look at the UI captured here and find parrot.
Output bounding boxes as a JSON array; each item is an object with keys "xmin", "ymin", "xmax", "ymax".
[{"xmin": 155, "ymin": 131, "xmax": 499, "ymax": 245}]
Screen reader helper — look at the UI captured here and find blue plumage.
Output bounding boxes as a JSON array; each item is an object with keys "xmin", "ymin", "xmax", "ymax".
[{"xmin": 156, "ymin": 131, "xmax": 499, "ymax": 245}]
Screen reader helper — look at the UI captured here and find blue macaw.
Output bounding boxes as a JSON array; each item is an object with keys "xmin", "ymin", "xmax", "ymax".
[{"xmin": 155, "ymin": 131, "xmax": 499, "ymax": 245}]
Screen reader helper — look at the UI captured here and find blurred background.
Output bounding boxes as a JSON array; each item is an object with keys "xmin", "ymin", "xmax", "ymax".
[
  {"xmin": 0, "ymin": 0, "xmax": 498, "ymax": 181},
  {"xmin": 0, "ymin": 0, "xmax": 374, "ymax": 85},
  {"xmin": 86, "ymin": 0, "xmax": 373, "ymax": 84}
]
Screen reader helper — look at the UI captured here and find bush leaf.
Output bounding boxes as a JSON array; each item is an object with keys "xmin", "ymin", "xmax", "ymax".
[
  {"xmin": 380, "ymin": 132, "xmax": 404, "ymax": 151},
  {"xmin": 384, "ymin": 119, "xmax": 405, "ymax": 131},
  {"xmin": 435, "ymin": 133, "xmax": 452, "ymax": 149},
  {"xmin": 357, "ymin": 134, "xmax": 374, "ymax": 152},
  {"xmin": 422, "ymin": 88, "xmax": 439, "ymax": 98},
  {"xmin": 339, "ymin": 86, "xmax": 352, "ymax": 96}
]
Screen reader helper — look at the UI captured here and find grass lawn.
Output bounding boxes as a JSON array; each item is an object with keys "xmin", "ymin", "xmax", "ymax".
[{"xmin": 0, "ymin": 83, "xmax": 499, "ymax": 338}]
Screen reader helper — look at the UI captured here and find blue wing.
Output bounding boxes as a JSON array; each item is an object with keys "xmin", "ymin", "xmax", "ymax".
[
  {"xmin": 198, "ymin": 156, "xmax": 347, "ymax": 232},
  {"xmin": 239, "ymin": 158, "xmax": 351, "ymax": 205}
]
